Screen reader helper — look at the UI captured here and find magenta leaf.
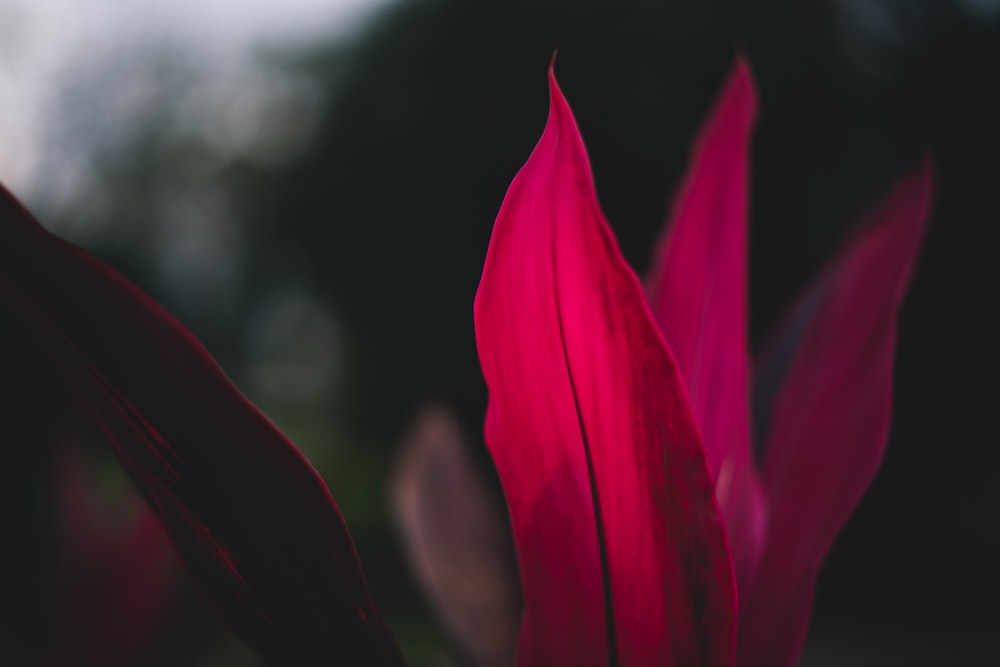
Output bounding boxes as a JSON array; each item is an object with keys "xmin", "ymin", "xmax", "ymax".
[
  {"xmin": 474, "ymin": 67, "xmax": 736, "ymax": 667},
  {"xmin": 643, "ymin": 54, "xmax": 932, "ymax": 665},
  {"xmin": 0, "ymin": 185, "xmax": 405, "ymax": 665},
  {"xmin": 645, "ymin": 60, "xmax": 766, "ymax": 596},
  {"xmin": 737, "ymin": 161, "xmax": 933, "ymax": 666}
]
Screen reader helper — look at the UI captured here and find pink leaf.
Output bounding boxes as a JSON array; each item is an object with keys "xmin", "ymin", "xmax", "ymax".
[
  {"xmin": 391, "ymin": 404, "xmax": 520, "ymax": 667},
  {"xmin": 474, "ymin": 66, "xmax": 736, "ymax": 667},
  {"xmin": 737, "ymin": 161, "xmax": 933, "ymax": 666},
  {"xmin": 645, "ymin": 59, "xmax": 766, "ymax": 596},
  {"xmin": 0, "ymin": 185, "xmax": 405, "ymax": 665}
]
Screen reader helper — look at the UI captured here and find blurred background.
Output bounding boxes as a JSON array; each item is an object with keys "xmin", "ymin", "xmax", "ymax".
[{"xmin": 1, "ymin": 0, "xmax": 998, "ymax": 664}]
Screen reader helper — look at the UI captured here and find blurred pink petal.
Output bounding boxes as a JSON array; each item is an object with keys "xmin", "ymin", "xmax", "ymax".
[{"xmin": 391, "ymin": 404, "xmax": 519, "ymax": 667}]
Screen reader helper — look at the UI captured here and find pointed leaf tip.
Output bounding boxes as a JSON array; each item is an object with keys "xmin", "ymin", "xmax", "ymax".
[
  {"xmin": 645, "ymin": 59, "xmax": 763, "ymax": 600},
  {"xmin": 475, "ymin": 69, "xmax": 736, "ymax": 667}
]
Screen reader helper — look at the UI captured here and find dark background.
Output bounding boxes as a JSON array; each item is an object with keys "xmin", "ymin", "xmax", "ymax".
[{"xmin": 3, "ymin": 0, "xmax": 999, "ymax": 663}]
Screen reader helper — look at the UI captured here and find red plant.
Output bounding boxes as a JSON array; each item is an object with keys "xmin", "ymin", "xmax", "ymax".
[
  {"xmin": 645, "ymin": 62, "xmax": 932, "ymax": 666},
  {"xmin": 0, "ymin": 54, "xmax": 931, "ymax": 667},
  {"xmin": 472, "ymin": 58, "xmax": 931, "ymax": 666}
]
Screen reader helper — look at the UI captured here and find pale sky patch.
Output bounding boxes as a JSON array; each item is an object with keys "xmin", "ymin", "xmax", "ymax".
[{"xmin": 0, "ymin": 0, "xmax": 391, "ymax": 194}]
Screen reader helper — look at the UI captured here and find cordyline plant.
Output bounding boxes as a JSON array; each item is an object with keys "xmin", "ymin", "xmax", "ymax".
[
  {"xmin": 471, "ymin": 57, "xmax": 931, "ymax": 667},
  {"xmin": 0, "ymin": 55, "xmax": 930, "ymax": 666}
]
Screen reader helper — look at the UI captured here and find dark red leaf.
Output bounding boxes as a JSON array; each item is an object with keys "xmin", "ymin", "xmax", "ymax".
[
  {"xmin": 0, "ymin": 185, "xmax": 405, "ymax": 665},
  {"xmin": 56, "ymin": 443, "xmax": 177, "ymax": 666},
  {"xmin": 474, "ymin": 67, "xmax": 736, "ymax": 667},
  {"xmin": 738, "ymin": 161, "xmax": 933, "ymax": 666}
]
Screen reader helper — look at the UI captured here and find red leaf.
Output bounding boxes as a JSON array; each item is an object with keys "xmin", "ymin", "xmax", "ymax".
[
  {"xmin": 0, "ymin": 186, "xmax": 404, "ymax": 665},
  {"xmin": 56, "ymin": 443, "xmax": 177, "ymax": 666},
  {"xmin": 474, "ymin": 66, "xmax": 736, "ymax": 667},
  {"xmin": 645, "ymin": 60, "xmax": 766, "ymax": 596},
  {"xmin": 738, "ymin": 161, "xmax": 933, "ymax": 666}
]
